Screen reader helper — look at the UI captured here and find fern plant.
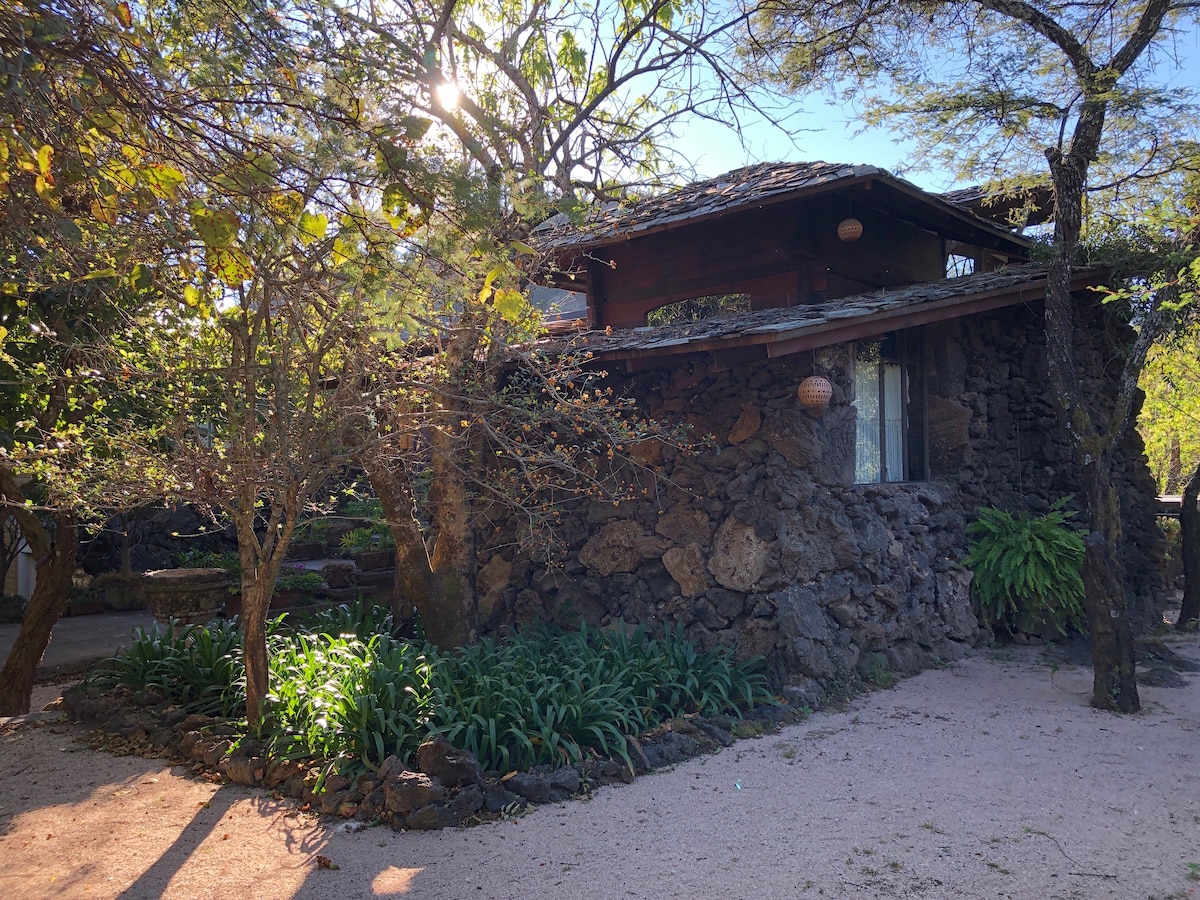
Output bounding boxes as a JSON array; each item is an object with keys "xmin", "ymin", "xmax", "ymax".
[{"xmin": 963, "ymin": 498, "xmax": 1087, "ymax": 636}]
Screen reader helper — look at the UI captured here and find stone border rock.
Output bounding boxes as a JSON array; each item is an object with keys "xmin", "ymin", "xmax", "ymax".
[{"xmin": 59, "ymin": 683, "xmax": 795, "ymax": 831}]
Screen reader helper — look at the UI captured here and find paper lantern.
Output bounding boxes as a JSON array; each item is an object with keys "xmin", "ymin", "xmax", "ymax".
[
  {"xmin": 798, "ymin": 375, "xmax": 833, "ymax": 415},
  {"xmin": 837, "ymin": 217, "xmax": 864, "ymax": 241}
]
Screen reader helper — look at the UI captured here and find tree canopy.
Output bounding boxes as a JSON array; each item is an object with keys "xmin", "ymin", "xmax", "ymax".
[
  {"xmin": 745, "ymin": 0, "xmax": 1200, "ymax": 712},
  {"xmin": 0, "ymin": 0, "xmax": 767, "ymax": 717}
]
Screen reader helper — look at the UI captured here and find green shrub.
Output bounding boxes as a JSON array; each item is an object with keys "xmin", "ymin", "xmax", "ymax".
[
  {"xmin": 88, "ymin": 620, "xmax": 246, "ymax": 718},
  {"xmin": 88, "ymin": 616, "xmax": 774, "ymax": 779},
  {"xmin": 342, "ymin": 497, "xmax": 384, "ymax": 519},
  {"xmin": 963, "ymin": 498, "xmax": 1087, "ymax": 636},
  {"xmin": 265, "ymin": 631, "xmax": 437, "ymax": 769},
  {"xmin": 338, "ymin": 525, "xmax": 395, "ymax": 553},
  {"xmin": 274, "ymin": 568, "xmax": 325, "ymax": 593},
  {"xmin": 292, "ymin": 518, "xmax": 335, "ymax": 543},
  {"xmin": 298, "ymin": 598, "xmax": 394, "ymax": 638},
  {"xmin": 425, "ymin": 622, "xmax": 772, "ymax": 772}
]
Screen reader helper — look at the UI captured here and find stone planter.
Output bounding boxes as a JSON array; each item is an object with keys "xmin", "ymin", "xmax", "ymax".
[
  {"xmin": 269, "ymin": 589, "xmax": 307, "ymax": 609},
  {"xmin": 286, "ymin": 541, "xmax": 325, "ymax": 561},
  {"xmin": 143, "ymin": 568, "xmax": 229, "ymax": 631},
  {"xmin": 353, "ymin": 549, "xmax": 394, "ymax": 572},
  {"xmin": 320, "ymin": 561, "xmax": 357, "ymax": 589},
  {"xmin": 65, "ymin": 595, "xmax": 107, "ymax": 617},
  {"xmin": 95, "ymin": 573, "xmax": 148, "ymax": 612}
]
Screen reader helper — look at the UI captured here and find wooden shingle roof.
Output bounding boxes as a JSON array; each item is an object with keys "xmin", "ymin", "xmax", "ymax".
[
  {"xmin": 535, "ymin": 264, "xmax": 1103, "ymax": 369},
  {"xmin": 534, "ymin": 161, "xmax": 1029, "ymax": 255}
]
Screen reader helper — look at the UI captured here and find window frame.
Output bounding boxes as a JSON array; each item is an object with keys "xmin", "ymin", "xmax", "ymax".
[{"xmin": 852, "ymin": 331, "xmax": 927, "ymax": 484}]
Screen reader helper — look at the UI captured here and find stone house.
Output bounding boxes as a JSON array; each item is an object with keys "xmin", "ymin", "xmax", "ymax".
[{"xmin": 477, "ymin": 162, "xmax": 1162, "ymax": 697}]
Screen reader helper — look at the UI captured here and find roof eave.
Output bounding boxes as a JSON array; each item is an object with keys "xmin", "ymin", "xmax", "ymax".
[
  {"xmin": 539, "ymin": 169, "xmax": 1032, "ymax": 261},
  {"xmin": 572, "ymin": 267, "xmax": 1105, "ymax": 368}
]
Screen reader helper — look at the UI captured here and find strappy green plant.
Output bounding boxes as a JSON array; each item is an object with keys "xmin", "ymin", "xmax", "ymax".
[{"xmin": 89, "ymin": 614, "xmax": 774, "ymax": 778}]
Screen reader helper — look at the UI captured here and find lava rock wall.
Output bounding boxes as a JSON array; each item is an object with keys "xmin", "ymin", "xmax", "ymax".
[{"xmin": 476, "ymin": 300, "xmax": 1163, "ymax": 696}]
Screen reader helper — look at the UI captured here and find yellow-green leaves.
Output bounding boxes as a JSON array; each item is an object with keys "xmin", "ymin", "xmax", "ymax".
[
  {"xmin": 183, "ymin": 284, "xmax": 215, "ymax": 318},
  {"xmin": 129, "ymin": 263, "xmax": 154, "ymax": 291},
  {"xmin": 207, "ymin": 246, "xmax": 254, "ymax": 286},
  {"xmin": 32, "ymin": 144, "xmax": 54, "ymax": 196},
  {"xmin": 493, "ymin": 288, "xmax": 526, "ymax": 322},
  {"xmin": 189, "ymin": 202, "xmax": 241, "ymax": 249},
  {"xmin": 298, "ymin": 211, "xmax": 328, "ymax": 245},
  {"xmin": 187, "ymin": 202, "xmax": 254, "ymax": 285},
  {"xmin": 477, "ymin": 264, "xmax": 505, "ymax": 304},
  {"xmin": 111, "ymin": 2, "xmax": 133, "ymax": 30},
  {"xmin": 557, "ymin": 31, "xmax": 587, "ymax": 82},
  {"xmin": 477, "ymin": 263, "xmax": 531, "ymax": 324},
  {"xmin": 142, "ymin": 164, "xmax": 185, "ymax": 201},
  {"xmin": 91, "ymin": 196, "xmax": 118, "ymax": 226}
]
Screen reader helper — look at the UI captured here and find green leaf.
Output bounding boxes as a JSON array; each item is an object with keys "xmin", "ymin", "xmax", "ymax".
[
  {"xmin": 129, "ymin": 263, "xmax": 153, "ymax": 290},
  {"xmin": 189, "ymin": 204, "xmax": 241, "ymax": 249},
  {"xmin": 207, "ymin": 246, "xmax": 254, "ymax": 286},
  {"xmin": 399, "ymin": 116, "xmax": 432, "ymax": 141},
  {"xmin": 377, "ymin": 141, "xmax": 408, "ymax": 174},
  {"xmin": 55, "ymin": 218, "xmax": 82, "ymax": 243},
  {"xmin": 477, "ymin": 265, "xmax": 505, "ymax": 304},
  {"xmin": 298, "ymin": 211, "xmax": 328, "ymax": 245},
  {"xmin": 78, "ymin": 268, "xmax": 117, "ymax": 282},
  {"xmin": 493, "ymin": 288, "xmax": 526, "ymax": 322},
  {"xmin": 143, "ymin": 164, "xmax": 185, "ymax": 201}
]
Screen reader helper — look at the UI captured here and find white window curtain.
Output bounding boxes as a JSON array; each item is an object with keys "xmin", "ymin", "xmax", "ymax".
[
  {"xmin": 855, "ymin": 362, "xmax": 881, "ymax": 482},
  {"xmin": 854, "ymin": 355, "xmax": 907, "ymax": 483},
  {"xmin": 882, "ymin": 362, "xmax": 905, "ymax": 481}
]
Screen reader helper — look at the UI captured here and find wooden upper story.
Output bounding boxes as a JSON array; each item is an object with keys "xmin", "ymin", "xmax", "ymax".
[{"xmin": 534, "ymin": 162, "xmax": 1043, "ymax": 330}]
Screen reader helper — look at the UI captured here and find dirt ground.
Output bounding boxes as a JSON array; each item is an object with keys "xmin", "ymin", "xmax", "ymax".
[{"xmin": 1, "ymin": 632, "xmax": 1198, "ymax": 900}]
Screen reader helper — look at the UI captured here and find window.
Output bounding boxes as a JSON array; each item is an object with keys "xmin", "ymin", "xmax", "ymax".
[
  {"xmin": 646, "ymin": 293, "xmax": 750, "ymax": 325},
  {"xmin": 946, "ymin": 253, "xmax": 975, "ymax": 278},
  {"xmin": 853, "ymin": 334, "xmax": 923, "ymax": 483}
]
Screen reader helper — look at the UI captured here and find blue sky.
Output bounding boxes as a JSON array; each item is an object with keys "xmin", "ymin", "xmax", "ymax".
[
  {"xmin": 678, "ymin": 101, "xmax": 929, "ymax": 187},
  {"xmin": 677, "ymin": 20, "xmax": 1200, "ymax": 193}
]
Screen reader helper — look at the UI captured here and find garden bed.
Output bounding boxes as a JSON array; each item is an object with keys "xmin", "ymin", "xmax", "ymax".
[{"xmin": 62, "ymin": 604, "xmax": 784, "ymax": 830}]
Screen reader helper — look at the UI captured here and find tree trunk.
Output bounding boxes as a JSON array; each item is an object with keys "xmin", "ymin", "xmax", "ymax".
[
  {"xmin": 416, "ymin": 321, "xmax": 484, "ymax": 651},
  {"xmin": 1176, "ymin": 459, "xmax": 1200, "ymax": 631},
  {"xmin": 361, "ymin": 456, "xmax": 432, "ymax": 629},
  {"xmin": 0, "ymin": 513, "xmax": 78, "ymax": 716},
  {"xmin": 1079, "ymin": 459, "xmax": 1139, "ymax": 711},
  {"xmin": 233, "ymin": 499, "xmax": 294, "ymax": 726},
  {"xmin": 1044, "ymin": 113, "xmax": 1139, "ymax": 713},
  {"xmin": 424, "ymin": 424, "xmax": 479, "ymax": 650},
  {"xmin": 241, "ymin": 574, "xmax": 273, "ymax": 725}
]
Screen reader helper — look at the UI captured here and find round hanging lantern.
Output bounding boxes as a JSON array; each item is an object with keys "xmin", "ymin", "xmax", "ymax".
[
  {"xmin": 798, "ymin": 375, "xmax": 833, "ymax": 415},
  {"xmin": 837, "ymin": 217, "xmax": 864, "ymax": 242}
]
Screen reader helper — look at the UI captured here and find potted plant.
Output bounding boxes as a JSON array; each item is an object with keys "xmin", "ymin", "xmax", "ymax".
[
  {"xmin": 286, "ymin": 519, "xmax": 332, "ymax": 561},
  {"xmin": 65, "ymin": 584, "xmax": 107, "ymax": 617},
  {"xmin": 339, "ymin": 525, "xmax": 395, "ymax": 571},
  {"xmin": 271, "ymin": 567, "xmax": 325, "ymax": 608}
]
